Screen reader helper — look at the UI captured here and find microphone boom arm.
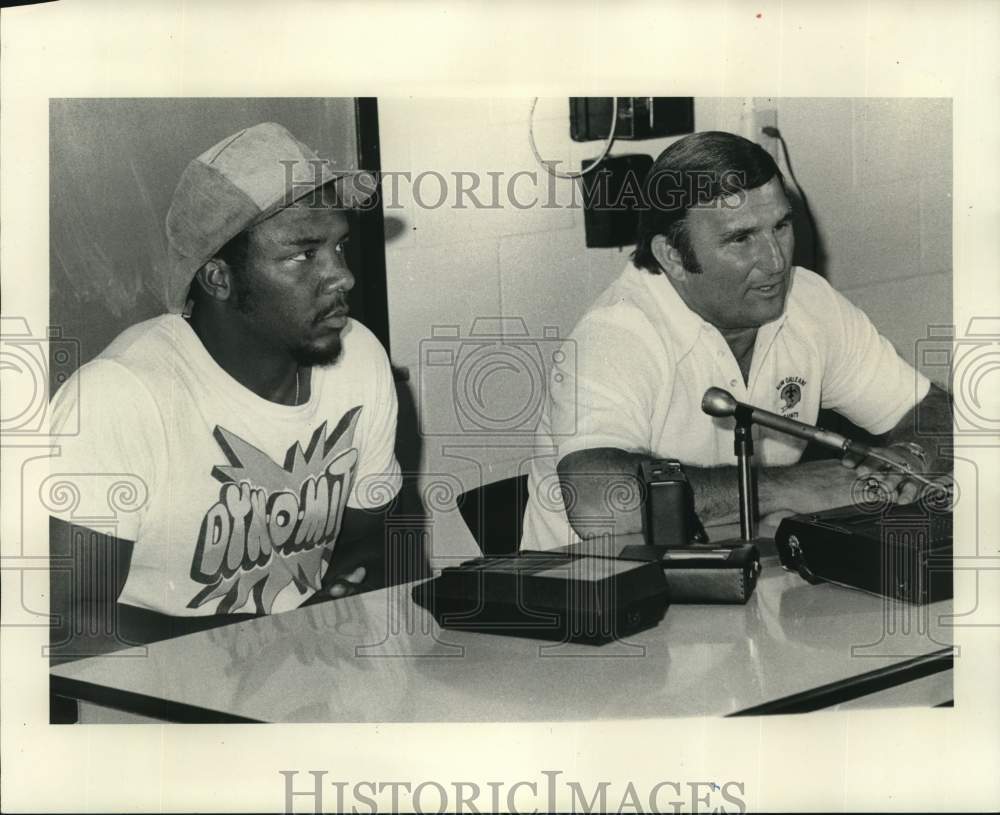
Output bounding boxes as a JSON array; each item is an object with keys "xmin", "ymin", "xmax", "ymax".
[{"xmin": 701, "ymin": 387, "xmax": 942, "ymax": 492}]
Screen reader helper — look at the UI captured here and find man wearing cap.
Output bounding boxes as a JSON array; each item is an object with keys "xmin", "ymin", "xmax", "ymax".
[
  {"xmin": 522, "ymin": 130, "xmax": 953, "ymax": 547},
  {"xmin": 49, "ymin": 123, "xmax": 401, "ymax": 639}
]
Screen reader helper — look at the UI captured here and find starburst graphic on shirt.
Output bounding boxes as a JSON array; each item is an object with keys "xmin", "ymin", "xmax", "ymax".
[{"xmin": 188, "ymin": 407, "xmax": 362, "ymax": 615}]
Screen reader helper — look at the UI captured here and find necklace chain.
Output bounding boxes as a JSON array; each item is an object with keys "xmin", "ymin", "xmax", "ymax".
[{"xmin": 294, "ymin": 367, "xmax": 300, "ymax": 405}]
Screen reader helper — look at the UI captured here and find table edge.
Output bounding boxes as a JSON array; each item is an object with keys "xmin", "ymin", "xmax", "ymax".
[{"xmin": 726, "ymin": 646, "xmax": 955, "ymax": 716}]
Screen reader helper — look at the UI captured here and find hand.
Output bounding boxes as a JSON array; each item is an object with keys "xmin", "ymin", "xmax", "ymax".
[
  {"xmin": 841, "ymin": 446, "xmax": 925, "ymax": 505},
  {"xmin": 324, "ymin": 566, "xmax": 367, "ymax": 599}
]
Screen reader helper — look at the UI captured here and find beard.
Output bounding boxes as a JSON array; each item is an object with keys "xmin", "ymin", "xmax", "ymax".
[
  {"xmin": 232, "ymin": 272, "xmax": 346, "ymax": 367},
  {"xmin": 291, "ymin": 334, "xmax": 344, "ymax": 367}
]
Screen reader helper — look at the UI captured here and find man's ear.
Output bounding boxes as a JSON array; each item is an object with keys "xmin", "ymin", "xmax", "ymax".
[
  {"xmin": 193, "ymin": 259, "xmax": 234, "ymax": 303},
  {"xmin": 650, "ymin": 234, "xmax": 687, "ymax": 282}
]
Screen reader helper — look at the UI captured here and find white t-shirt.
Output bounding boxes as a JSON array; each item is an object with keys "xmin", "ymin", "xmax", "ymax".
[
  {"xmin": 522, "ymin": 263, "xmax": 931, "ymax": 549},
  {"xmin": 48, "ymin": 315, "xmax": 402, "ymax": 616}
]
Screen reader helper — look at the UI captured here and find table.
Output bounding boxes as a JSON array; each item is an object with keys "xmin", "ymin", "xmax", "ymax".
[{"xmin": 49, "ymin": 537, "xmax": 954, "ymax": 723}]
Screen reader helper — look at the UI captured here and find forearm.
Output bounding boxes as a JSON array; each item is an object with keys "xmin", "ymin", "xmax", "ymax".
[
  {"xmin": 557, "ymin": 448, "xmax": 647, "ymax": 537},
  {"xmin": 300, "ymin": 533, "xmax": 384, "ymax": 607},
  {"xmin": 49, "ymin": 517, "xmax": 136, "ymax": 657},
  {"xmin": 557, "ymin": 452, "xmax": 747, "ymax": 533},
  {"xmin": 50, "ymin": 517, "xmax": 133, "ymax": 608},
  {"xmin": 558, "ymin": 448, "xmax": 867, "ymax": 539},
  {"xmin": 686, "ymin": 463, "xmax": 848, "ymax": 524},
  {"xmin": 320, "ymin": 503, "xmax": 395, "ymax": 593}
]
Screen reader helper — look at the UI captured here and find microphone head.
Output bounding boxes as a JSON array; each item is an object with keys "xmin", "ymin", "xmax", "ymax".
[{"xmin": 702, "ymin": 387, "xmax": 738, "ymax": 417}]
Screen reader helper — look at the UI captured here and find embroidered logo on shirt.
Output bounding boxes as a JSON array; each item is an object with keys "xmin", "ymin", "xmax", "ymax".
[
  {"xmin": 187, "ymin": 407, "xmax": 361, "ymax": 615},
  {"xmin": 776, "ymin": 376, "xmax": 806, "ymax": 418}
]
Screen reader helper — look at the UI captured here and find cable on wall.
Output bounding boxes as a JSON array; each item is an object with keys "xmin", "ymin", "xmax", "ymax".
[{"xmin": 528, "ymin": 97, "xmax": 618, "ymax": 180}]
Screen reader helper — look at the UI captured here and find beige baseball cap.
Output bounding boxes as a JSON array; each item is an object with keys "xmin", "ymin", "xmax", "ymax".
[{"xmin": 165, "ymin": 122, "xmax": 376, "ymax": 313}]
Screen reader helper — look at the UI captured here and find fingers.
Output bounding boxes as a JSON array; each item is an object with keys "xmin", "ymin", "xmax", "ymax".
[
  {"xmin": 342, "ymin": 566, "xmax": 367, "ymax": 584},
  {"xmin": 841, "ymin": 450, "xmax": 865, "ymax": 469},
  {"xmin": 326, "ymin": 566, "xmax": 367, "ymax": 599},
  {"xmin": 859, "ymin": 470, "xmax": 921, "ymax": 505},
  {"xmin": 852, "ymin": 446, "xmax": 922, "ymax": 505},
  {"xmin": 896, "ymin": 480, "xmax": 920, "ymax": 504}
]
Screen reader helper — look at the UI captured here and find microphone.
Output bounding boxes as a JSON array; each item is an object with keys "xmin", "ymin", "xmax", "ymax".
[{"xmin": 701, "ymin": 387, "xmax": 870, "ymax": 456}]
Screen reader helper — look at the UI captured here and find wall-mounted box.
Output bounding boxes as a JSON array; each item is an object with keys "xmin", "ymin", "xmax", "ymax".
[
  {"xmin": 570, "ymin": 97, "xmax": 695, "ymax": 141},
  {"xmin": 580, "ymin": 153, "xmax": 654, "ymax": 248}
]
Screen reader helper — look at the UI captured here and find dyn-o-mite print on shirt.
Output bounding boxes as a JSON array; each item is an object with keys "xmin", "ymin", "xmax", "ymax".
[{"xmin": 188, "ymin": 407, "xmax": 361, "ymax": 615}]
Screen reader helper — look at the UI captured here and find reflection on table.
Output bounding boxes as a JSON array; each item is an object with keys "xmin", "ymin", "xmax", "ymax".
[{"xmin": 50, "ymin": 533, "xmax": 954, "ymax": 723}]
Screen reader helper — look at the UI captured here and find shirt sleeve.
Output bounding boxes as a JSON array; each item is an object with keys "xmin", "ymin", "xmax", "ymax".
[
  {"xmin": 347, "ymin": 337, "xmax": 403, "ymax": 510},
  {"xmin": 549, "ymin": 308, "xmax": 663, "ymax": 460},
  {"xmin": 47, "ymin": 359, "xmax": 164, "ymax": 541},
  {"xmin": 816, "ymin": 281, "xmax": 931, "ymax": 434}
]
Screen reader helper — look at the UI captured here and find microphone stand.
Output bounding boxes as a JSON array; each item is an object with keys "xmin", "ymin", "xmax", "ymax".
[{"xmin": 733, "ymin": 405, "xmax": 757, "ymax": 541}]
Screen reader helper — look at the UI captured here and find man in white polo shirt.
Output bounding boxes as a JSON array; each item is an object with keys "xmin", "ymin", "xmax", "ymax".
[{"xmin": 523, "ymin": 131, "xmax": 952, "ymax": 547}]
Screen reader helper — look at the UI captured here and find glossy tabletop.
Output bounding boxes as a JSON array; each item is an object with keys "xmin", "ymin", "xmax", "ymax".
[{"xmin": 50, "ymin": 537, "xmax": 954, "ymax": 722}]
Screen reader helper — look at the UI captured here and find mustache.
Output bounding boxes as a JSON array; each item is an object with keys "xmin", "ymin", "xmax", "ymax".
[{"xmin": 315, "ymin": 298, "xmax": 350, "ymax": 321}]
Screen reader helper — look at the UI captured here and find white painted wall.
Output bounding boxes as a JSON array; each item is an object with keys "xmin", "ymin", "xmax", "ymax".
[{"xmin": 767, "ymin": 97, "xmax": 952, "ymax": 377}]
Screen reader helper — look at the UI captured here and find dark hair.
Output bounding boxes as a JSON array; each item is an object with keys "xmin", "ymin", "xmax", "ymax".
[
  {"xmin": 632, "ymin": 131, "xmax": 784, "ymax": 274},
  {"xmin": 214, "ymin": 230, "xmax": 250, "ymax": 271}
]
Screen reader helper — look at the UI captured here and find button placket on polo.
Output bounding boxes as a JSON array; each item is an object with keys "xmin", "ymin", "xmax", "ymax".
[{"xmin": 708, "ymin": 328, "xmax": 748, "ymax": 398}]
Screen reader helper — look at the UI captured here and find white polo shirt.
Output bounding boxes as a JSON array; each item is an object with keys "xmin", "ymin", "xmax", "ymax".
[{"xmin": 521, "ymin": 263, "xmax": 930, "ymax": 549}]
